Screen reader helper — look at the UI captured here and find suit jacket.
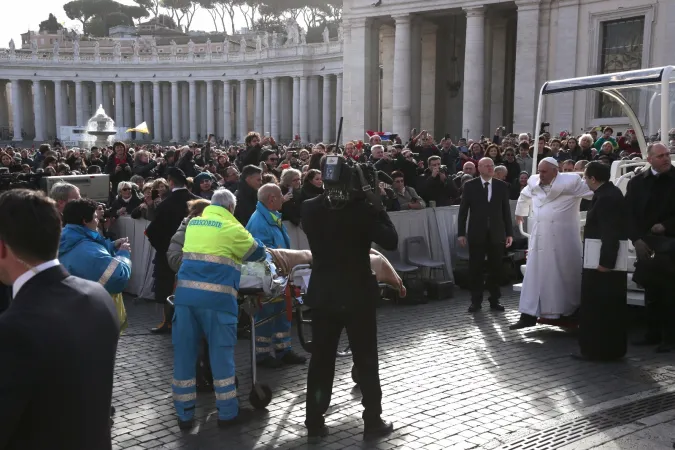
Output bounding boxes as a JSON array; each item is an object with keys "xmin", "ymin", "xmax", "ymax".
[
  {"xmin": 584, "ymin": 182, "xmax": 628, "ymax": 269},
  {"xmin": 458, "ymin": 177, "xmax": 513, "ymax": 244},
  {"xmin": 146, "ymin": 188, "xmax": 199, "ymax": 273},
  {"xmin": 625, "ymin": 166, "xmax": 675, "ymax": 243},
  {"xmin": 301, "ymin": 197, "xmax": 398, "ymax": 312},
  {"xmin": 0, "ymin": 266, "xmax": 119, "ymax": 450}
]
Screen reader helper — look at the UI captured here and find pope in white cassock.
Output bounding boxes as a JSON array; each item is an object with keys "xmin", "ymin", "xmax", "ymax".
[{"xmin": 509, "ymin": 157, "xmax": 594, "ymax": 330}]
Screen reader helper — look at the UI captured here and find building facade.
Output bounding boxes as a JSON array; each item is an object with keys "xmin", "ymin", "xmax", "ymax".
[{"xmin": 0, "ymin": 0, "xmax": 673, "ymax": 144}]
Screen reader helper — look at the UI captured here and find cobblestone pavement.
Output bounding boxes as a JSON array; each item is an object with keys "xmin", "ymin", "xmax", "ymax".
[{"xmin": 112, "ymin": 292, "xmax": 675, "ymax": 450}]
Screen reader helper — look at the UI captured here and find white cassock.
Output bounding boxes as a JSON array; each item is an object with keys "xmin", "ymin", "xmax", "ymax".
[{"xmin": 515, "ymin": 172, "xmax": 593, "ymax": 318}]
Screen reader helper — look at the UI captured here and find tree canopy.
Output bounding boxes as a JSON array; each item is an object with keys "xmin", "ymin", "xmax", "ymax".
[
  {"xmin": 39, "ymin": 13, "xmax": 65, "ymax": 33},
  {"xmin": 63, "ymin": 0, "xmax": 149, "ymax": 36}
]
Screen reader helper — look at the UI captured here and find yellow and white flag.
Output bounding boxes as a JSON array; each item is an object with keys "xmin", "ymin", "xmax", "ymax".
[{"xmin": 127, "ymin": 122, "xmax": 150, "ymax": 134}]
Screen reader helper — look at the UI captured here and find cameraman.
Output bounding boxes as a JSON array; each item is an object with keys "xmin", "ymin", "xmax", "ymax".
[
  {"xmin": 419, "ymin": 155, "xmax": 460, "ymax": 206},
  {"xmin": 302, "ymin": 155, "xmax": 397, "ymax": 442}
]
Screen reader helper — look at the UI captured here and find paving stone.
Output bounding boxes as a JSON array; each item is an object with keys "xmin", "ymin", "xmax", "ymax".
[{"xmin": 111, "ymin": 293, "xmax": 675, "ymax": 449}]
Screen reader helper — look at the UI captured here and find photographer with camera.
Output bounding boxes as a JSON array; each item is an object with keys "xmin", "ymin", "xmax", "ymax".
[
  {"xmin": 419, "ymin": 155, "xmax": 460, "ymax": 207},
  {"xmin": 105, "ymin": 142, "xmax": 133, "ymax": 197},
  {"xmin": 302, "ymin": 155, "xmax": 398, "ymax": 442}
]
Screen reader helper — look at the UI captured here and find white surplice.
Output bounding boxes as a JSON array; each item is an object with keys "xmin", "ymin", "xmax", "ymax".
[{"xmin": 515, "ymin": 172, "xmax": 593, "ymax": 318}]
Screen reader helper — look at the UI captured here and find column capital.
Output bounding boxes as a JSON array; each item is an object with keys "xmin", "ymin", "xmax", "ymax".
[
  {"xmin": 463, "ymin": 6, "xmax": 485, "ymax": 17},
  {"xmin": 392, "ymin": 14, "xmax": 411, "ymax": 24},
  {"xmin": 336, "ymin": 72, "xmax": 343, "ymax": 79},
  {"xmin": 515, "ymin": 0, "xmax": 541, "ymax": 10}
]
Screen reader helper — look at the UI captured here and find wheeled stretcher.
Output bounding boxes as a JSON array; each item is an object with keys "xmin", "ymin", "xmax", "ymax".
[{"xmin": 168, "ymin": 250, "xmax": 404, "ymax": 409}]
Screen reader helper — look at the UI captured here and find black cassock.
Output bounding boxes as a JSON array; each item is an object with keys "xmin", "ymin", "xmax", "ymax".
[{"xmin": 579, "ymin": 182, "xmax": 628, "ymax": 360}]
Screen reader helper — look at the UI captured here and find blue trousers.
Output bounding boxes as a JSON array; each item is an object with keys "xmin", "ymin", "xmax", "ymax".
[
  {"xmin": 255, "ymin": 300, "xmax": 292, "ymax": 360},
  {"xmin": 172, "ymin": 305, "xmax": 238, "ymax": 421}
]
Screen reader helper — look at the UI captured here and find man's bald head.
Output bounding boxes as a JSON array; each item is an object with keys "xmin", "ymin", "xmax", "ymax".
[
  {"xmin": 257, "ymin": 183, "xmax": 283, "ymax": 211},
  {"xmin": 648, "ymin": 142, "xmax": 672, "ymax": 174}
]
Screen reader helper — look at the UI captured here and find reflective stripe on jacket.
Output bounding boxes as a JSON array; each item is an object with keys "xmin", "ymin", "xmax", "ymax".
[{"xmin": 174, "ymin": 205, "xmax": 266, "ymax": 318}]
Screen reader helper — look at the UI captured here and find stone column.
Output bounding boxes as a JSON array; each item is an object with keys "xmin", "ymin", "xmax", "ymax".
[
  {"xmin": 551, "ymin": 0, "xmax": 579, "ymax": 133},
  {"xmin": 171, "ymin": 81, "xmax": 180, "ymax": 143},
  {"xmin": 10, "ymin": 80, "xmax": 22, "ymax": 141},
  {"xmin": 255, "ymin": 78, "xmax": 263, "ymax": 133},
  {"xmin": 513, "ymin": 0, "xmax": 540, "ymax": 133},
  {"xmin": 217, "ymin": 83, "xmax": 224, "ymax": 139},
  {"xmin": 420, "ymin": 24, "xmax": 437, "ymax": 135},
  {"xmin": 95, "ymin": 81, "xmax": 103, "ymax": 109},
  {"xmin": 54, "ymin": 80, "xmax": 64, "ymax": 134},
  {"xmin": 410, "ymin": 18, "xmax": 422, "ymax": 129},
  {"xmin": 462, "ymin": 6, "xmax": 486, "ymax": 140},
  {"xmin": 299, "ymin": 76, "xmax": 309, "ymax": 142},
  {"xmin": 123, "ymin": 84, "xmax": 131, "ymax": 128},
  {"xmin": 0, "ymin": 82, "xmax": 8, "ymax": 129},
  {"xmin": 223, "ymin": 81, "xmax": 232, "ymax": 142},
  {"xmin": 292, "ymin": 76, "xmax": 300, "ymax": 138},
  {"xmin": 322, "ymin": 74, "xmax": 333, "ymax": 143},
  {"xmin": 103, "ymin": 83, "xmax": 113, "ymax": 116},
  {"xmin": 181, "ymin": 83, "xmax": 189, "ymax": 140},
  {"xmin": 270, "ymin": 77, "xmax": 280, "ymax": 140},
  {"xmin": 188, "ymin": 80, "xmax": 197, "ymax": 142},
  {"xmin": 153, "ymin": 81, "xmax": 162, "ymax": 143},
  {"xmin": 392, "ymin": 14, "xmax": 412, "ymax": 137},
  {"xmin": 114, "ymin": 81, "xmax": 123, "ymax": 126},
  {"xmin": 335, "ymin": 73, "xmax": 343, "ymax": 140},
  {"xmin": 206, "ymin": 80, "xmax": 215, "ymax": 137},
  {"xmin": 162, "ymin": 83, "xmax": 171, "ymax": 141},
  {"xmin": 143, "ymin": 83, "xmax": 152, "ymax": 140},
  {"xmin": 489, "ymin": 18, "xmax": 508, "ymax": 133},
  {"xmin": 45, "ymin": 83, "xmax": 55, "ymax": 139},
  {"xmin": 309, "ymin": 76, "xmax": 321, "ymax": 142},
  {"xmin": 239, "ymin": 79, "xmax": 248, "ymax": 141},
  {"xmin": 75, "ymin": 80, "xmax": 84, "ymax": 127},
  {"xmin": 263, "ymin": 78, "xmax": 271, "ymax": 136},
  {"xmin": 32, "ymin": 80, "xmax": 45, "ymax": 142},
  {"xmin": 200, "ymin": 82, "xmax": 207, "ymax": 140},
  {"xmin": 134, "ymin": 81, "xmax": 143, "ymax": 139}
]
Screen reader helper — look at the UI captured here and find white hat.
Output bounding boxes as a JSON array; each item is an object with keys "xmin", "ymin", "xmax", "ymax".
[{"xmin": 540, "ymin": 157, "xmax": 559, "ymax": 168}]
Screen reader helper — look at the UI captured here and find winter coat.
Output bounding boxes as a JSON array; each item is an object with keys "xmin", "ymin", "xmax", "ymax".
[{"xmin": 167, "ymin": 219, "xmax": 187, "ymax": 273}]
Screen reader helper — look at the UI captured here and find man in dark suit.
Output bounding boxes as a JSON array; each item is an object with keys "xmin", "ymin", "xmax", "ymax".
[
  {"xmin": 625, "ymin": 143, "xmax": 675, "ymax": 352},
  {"xmin": 458, "ymin": 157, "xmax": 514, "ymax": 313},
  {"xmin": 146, "ymin": 168, "xmax": 199, "ymax": 333},
  {"xmin": 0, "ymin": 189, "xmax": 119, "ymax": 450},
  {"xmin": 302, "ymin": 156, "xmax": 398, "ymax": 442},
  {"xmin": 575, "ymin": 161, "xmax": 628, "ymax": 361}
]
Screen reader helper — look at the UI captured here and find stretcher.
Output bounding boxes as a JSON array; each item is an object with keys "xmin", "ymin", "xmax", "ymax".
[{"xmin": 168, "ymin": 251, "xmax": 402, "ymax": 409}]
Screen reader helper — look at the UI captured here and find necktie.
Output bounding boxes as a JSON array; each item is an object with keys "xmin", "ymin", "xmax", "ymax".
[{"xmin": 484, "ymin": 181, "xmax": 489, "ymax": 200}]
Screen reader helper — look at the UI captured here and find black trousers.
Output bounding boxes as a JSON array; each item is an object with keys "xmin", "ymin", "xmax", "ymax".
[
  {"xmin": 305, "ymin": 306, "xmax": 382, "ymax": 429},
  {"xmin": 155, "ymin": 270, "xmax": 175, "ymax": 323},
  {"xmin": 468, "ymin": 233, "xmax": 504, "ymax": 304},
  {"xmin": 644, "ymin": 285, "xmax": 675, "ymax": 343}
]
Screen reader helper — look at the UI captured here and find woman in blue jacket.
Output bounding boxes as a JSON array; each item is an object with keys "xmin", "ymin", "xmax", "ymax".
[{"xmin": 59, "ymin": 198, "xmax": 132, "ymax": 330}]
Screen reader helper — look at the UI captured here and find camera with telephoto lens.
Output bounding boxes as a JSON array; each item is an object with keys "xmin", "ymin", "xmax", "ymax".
[
  {"xmin": 321, "ymin": 155, "xmax": 392, "ymax": 210},
  {"xmin": 440, "ymin": 165, "xmax": 450, "ymax": 174}
]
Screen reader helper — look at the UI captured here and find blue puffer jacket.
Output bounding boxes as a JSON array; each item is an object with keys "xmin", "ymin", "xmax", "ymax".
[
  {"xmin": 245, "ymin": 202, "xmax": 291, "ymax": 250},
  {"xmin": 59, "ymin": 224, "xmax": 132, "ymax": 294}
]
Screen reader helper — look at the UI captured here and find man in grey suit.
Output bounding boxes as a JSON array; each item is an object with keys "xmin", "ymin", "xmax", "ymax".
[{"xmin": 0, "ymin": 189, "xmax": 120, "ymax": 450}]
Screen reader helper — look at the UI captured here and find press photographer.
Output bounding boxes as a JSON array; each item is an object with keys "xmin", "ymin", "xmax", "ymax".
[{"xmin": 301, "ymin": 155, "xmax": 398, "ymax": 442}]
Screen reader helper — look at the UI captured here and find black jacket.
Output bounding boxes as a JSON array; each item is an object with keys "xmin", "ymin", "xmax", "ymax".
[
  {"xmin": 233, "ymin": 182, "xmax": 258, "ymax": 226},
  {"xmin": 301, "ymin": 196, "xmax": 398, "ymax": 312},
  {"xmin": 146, "ymin": 188, "xmax": 199, "ymax": 273},
  {"xmin": 132, "ymin": 160, "xmax": 158, "ymax": 178},
  {"xmin": 104, "ymin": 153, "xmax": 134, "ymax": 191},
  {"xmin": 0, "ymin": 266, "xmax": 119, "ymax": 450},
  {"xmin": 418, "ymin": 169, "xmax": 460, "ymax": 206},
  {"xmin": 241, "ymin": 145, "xmax": 263, "ymax": 168},
  {"xmin": 458, "ymin": 177, "xmax": 513, "ymax": 243},
  {"xmin": 584, "ymin": 182, "xmax": 628, "ymax": 269},
  {"xmin": 625, "ymin": 166, "xmax": 675, "ymax": 243}
]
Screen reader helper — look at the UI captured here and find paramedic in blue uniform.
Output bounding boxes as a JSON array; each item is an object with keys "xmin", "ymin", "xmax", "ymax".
[
  {"xmin": 171, "ymin": 188, "xmax": 266, "ymax": 430},
  {"xmin": 246, "ymin": 184, "xmax": 307, "ymax": 368}
]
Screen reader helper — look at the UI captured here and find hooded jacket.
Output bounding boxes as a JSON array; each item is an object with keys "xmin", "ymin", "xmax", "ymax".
[{"xmin": 58, "ymin": 224, "xmax": 132, "ymax": 294}]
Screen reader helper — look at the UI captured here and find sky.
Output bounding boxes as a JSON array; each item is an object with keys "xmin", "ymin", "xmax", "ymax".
[{"xmin": 2, "ymin": 0, "xmax": 246, "ymax": 48}]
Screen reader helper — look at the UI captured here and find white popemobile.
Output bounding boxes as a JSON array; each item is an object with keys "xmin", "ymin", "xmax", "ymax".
[{"xmin": 514, "ymin": 66, "xmax": 675, "ymax": 308}]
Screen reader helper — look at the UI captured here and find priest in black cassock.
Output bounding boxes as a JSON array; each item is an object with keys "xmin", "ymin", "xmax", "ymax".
[{"xmin": 574, "ymin": 161, "xmax": 628, "ymax": 361}]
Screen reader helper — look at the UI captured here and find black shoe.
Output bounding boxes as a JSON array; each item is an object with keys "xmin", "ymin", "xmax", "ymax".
[
  {"xmin": 509, "ymin": 314, "xmax": 537, "ymax": 330},
  {"xmin": 656, "ymin": 343, "xmax": 674, "ymax": 353},
  {"xmin": 489, "ymin": 303, "xmax": 505, "ymax": 312},
  {"xmin": 281, "ymin": 350, "xmax": 307, "ymax": 365},
  {"xmin": 178, "ymin": 418, "xmax": 194, "ymax": 430},
  {"xmin": 307, "ymin": 425, "xmax": 329, "ymax": 443},
  {"xmin": 363, "ymin": 419, "xmax": 394, "ymax": 440},
  {"xmin": 570, "ymin": 352, "xmax": 593, "ymax": 361},
  {"xmin": 633, "ymin": 336, "xmax": 661, "ymax": 346},
  {"xmin": 110, "ymin": 406, "xmax": 116, "ymax": 417},
  {"xmin": 257, "ymin": 356, "xmax": 284, "ymax": 369},
  {"xmin": 150, "ymin": 322, "xmax": 172, "ymax": 334},
  {"xmin": 468, "ymin": 303, "xmax": 482, "ymax": 313}
]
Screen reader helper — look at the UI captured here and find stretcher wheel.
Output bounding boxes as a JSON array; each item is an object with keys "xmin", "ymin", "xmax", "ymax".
[
  {"xmin": 249, "ymin": 383, "xmax": 272, "ymax": 410},
  {"xmin": 351, "ymin": 365, "xmax": 359, "ymax": 385}
]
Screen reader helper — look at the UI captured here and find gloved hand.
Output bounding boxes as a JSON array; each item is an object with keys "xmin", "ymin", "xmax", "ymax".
[{"xmin": 634, "ymin": 239, "xmax": 651, "ymax": 261}]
